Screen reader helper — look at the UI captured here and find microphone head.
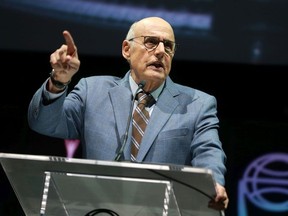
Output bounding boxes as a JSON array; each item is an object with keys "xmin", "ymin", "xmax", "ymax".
[{"xmin": 138, "ymin": 80, "xmax": 146, "ymax": 89}]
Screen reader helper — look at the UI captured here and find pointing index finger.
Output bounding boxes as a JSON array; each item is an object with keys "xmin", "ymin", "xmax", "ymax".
[{"xmin": 63, "ymin": 30, "xmax": 76, "ymax": 56}]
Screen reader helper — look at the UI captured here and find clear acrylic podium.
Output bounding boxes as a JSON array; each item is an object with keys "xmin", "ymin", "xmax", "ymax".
[{"xmin": 0, "ymin": 153, "xmax": 221, "ymax": 216}]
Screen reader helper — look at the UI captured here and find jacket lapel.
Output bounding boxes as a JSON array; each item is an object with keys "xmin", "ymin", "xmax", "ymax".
[
  {"xmin": 109, "ymin": 74, "xmax": 132, "ymax": 149},
  {"xmin": 137, "ymin": 79, "xmax": 180, "ymax": 161}
]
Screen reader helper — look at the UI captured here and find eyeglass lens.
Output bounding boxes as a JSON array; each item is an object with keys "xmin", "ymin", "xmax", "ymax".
[{"xmin": 143, "ymin": 36, "xmax": 175, "ymax": 54}]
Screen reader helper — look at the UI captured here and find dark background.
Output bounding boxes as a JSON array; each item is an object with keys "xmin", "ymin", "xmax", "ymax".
[
  {"xmin": 1, "ymin": 0, "xmax": 288, "ymax": 65},
  {"xmin": 1, "ymin": 1, "xmax": 288, "ymax": 216}
]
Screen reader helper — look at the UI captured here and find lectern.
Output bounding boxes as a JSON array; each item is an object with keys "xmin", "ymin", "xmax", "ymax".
[{"xmin": 0, "ymin": 153, "xmax": 222, "ymax": 216}]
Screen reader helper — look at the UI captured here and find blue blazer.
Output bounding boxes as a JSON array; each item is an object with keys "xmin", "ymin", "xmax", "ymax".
[{"xmin": 28, "ymin": 71, "xmax": 227, "ymax": 185}]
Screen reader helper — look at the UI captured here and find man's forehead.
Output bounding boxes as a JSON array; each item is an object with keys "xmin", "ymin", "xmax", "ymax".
[{"xmin": 136, "ymin": 22, "xmax": 174, "ymax": 38}]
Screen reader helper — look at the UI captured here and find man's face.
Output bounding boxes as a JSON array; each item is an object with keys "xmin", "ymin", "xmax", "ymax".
[{"xmin": 123, "ymin": 18, "xmax": 175, "ymax": 92}]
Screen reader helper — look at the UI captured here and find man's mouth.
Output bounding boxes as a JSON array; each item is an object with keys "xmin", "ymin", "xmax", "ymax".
[{"xmin": 148, "ymin": 61, "xmax": 164, "ymax": 69}]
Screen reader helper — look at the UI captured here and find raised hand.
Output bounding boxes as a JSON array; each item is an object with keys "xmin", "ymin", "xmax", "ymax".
[{"xmin": 49, "ymin": 30, "xmax": 81, "ymax": 91}]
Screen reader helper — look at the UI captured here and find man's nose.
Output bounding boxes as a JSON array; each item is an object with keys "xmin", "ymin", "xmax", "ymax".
[{"xmin": 154, "ymin": 41, "xmax": 166, "ymax": 53}]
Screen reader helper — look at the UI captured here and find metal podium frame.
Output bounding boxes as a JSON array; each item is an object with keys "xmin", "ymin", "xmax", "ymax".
[{"xmin": 0, "ymin": 153, "xmax": 221, "ymax": 216}]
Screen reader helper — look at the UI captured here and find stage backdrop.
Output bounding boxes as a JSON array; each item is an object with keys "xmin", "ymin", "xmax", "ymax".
[{"xmin": 1, "ymin": 0, "xmax": 288, "ymax": 65}]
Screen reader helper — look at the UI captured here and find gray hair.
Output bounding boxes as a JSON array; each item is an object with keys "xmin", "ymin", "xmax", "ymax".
[{"xmin": 125, "ymin": 21, "xmax": 138, "ymax": 40}]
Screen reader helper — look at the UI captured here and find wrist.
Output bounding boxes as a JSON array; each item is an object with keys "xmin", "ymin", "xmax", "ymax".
[{"xmin": 49, "ymin": 69, "xmax": 71, "ymax": 89}]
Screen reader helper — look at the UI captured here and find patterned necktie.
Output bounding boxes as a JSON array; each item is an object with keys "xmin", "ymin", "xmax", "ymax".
[{"xmin": 131, "ymin": 92, "xmax": 152, "ymax": 161}]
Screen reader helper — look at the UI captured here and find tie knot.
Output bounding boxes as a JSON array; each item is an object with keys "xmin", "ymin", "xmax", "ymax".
[
  {"xmin": 137, "ymin": 92, "xmax": 148, "ymax": 101},
  {"xmin": 137, "ymin": 92, "xmax": 154, "ymax": 107}
]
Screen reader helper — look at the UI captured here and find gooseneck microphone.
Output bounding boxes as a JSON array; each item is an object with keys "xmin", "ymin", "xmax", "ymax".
[{"xmin": 114, "ymin": 80, "xmax": 146, "ymax": 161}]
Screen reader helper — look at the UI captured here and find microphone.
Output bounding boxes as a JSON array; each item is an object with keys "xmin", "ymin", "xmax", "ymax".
[{"xmin": 114, "ymin": 80, "xmax": 146, "ymax": 161}]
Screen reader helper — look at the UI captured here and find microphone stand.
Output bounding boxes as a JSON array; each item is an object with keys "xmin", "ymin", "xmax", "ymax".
[{"xmin": 114, "ymin": 81, "xmax": 146, "ymax": 161}]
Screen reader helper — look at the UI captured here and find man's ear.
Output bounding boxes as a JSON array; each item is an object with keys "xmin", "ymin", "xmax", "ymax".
[{"xmin": 122, "ymin": 40, "xmax": 130, "ymax": 60}]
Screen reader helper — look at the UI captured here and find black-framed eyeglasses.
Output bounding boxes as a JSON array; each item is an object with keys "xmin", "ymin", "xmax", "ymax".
[{"xmin": 128, "ymin": 36, "xmax": 176, "ymax": 55}]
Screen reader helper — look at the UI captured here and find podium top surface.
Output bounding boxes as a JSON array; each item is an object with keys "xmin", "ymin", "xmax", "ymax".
[{"xmin": 0, "ymin": 152, "xmax": 212, "ymax": 173}]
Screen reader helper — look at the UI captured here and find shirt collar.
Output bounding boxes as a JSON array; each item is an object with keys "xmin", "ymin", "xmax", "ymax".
[{"xmin": 129, "ymin": 74, "xmax": 164, "ymax": 101}]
